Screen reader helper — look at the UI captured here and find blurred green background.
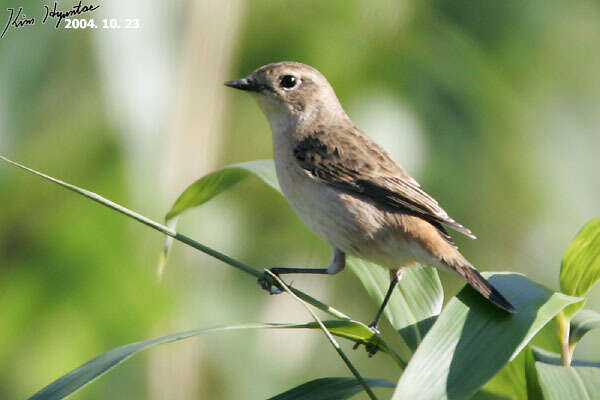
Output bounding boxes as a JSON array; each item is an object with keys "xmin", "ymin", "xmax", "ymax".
[{"xmin": 1, "ymin": 0, "xmax": 599, "ymax": 398}]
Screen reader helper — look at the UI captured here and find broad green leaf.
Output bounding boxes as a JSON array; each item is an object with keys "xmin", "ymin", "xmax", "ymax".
[
  {"xmin": 347, "ymin": 258, "xmax": 442, "ymax": 353},
  {"xmin": 469, "ymin": 391, "xmax": 511, "ymax": 400},
  {"xmin": 482, "ymin": 346, "xmax": 544, "ymax": 400},
  {"xmin": 560, "ymin": 218, "xmax": 600, "ymax": 318},
  {"xmin": 483, "ymin": 348, "xmax": 526, "ymax": 400},
  {"xmin": 392, "ymin": 273, "xmax": 583, "ymax": 400},
  {"xmin": 267, "ymin": 377, "xmax": 395, "ymax": 400},
  {"xmin": 524, "ymin": 346, "xmax": 545, "ymax": 400},
  {"xmin": 28, "ymin": 321, "xmax": 395, "ymax": 400},
  {"xmin": 536, "ymin": 363, "xmax": 600, "ymax": 400},
  {"xmin": 530, "ymin": 318, "xmax": 562, "ymax": 354},
  {"xmin": 570, "ymin": 309, "xmax": 600, "ymax": 345},
  {"xmin": 531, "ymin": 346, "xmax": 600, "ymax": 368}
]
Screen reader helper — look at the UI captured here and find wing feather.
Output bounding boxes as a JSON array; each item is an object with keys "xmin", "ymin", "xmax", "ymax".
[{"xmin": 293, "ymin": 128, "xmax": 476, "ymax": 240}]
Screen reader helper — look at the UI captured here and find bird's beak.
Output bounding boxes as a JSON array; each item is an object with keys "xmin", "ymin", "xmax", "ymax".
[{"xmin": 224, "ymin": 77, "xmax": 261, "ymax": 92}]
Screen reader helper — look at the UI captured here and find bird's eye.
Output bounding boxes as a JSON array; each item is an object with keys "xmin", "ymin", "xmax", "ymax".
[{"xmin": 280, "ymin": 75, "xmax": 298, "ymax": 89}]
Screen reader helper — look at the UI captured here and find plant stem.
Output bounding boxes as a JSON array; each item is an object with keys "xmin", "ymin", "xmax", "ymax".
[
  {"xmin": 557, "ymin": 311, "xmax": 572, "ymax": 366},
  {"xmin": 0, "ymin": 155, "xmax": 351, "ymax": 321},
  {"xmin": 268, "ymin": 271, "xmax": 380, "ymax": 400}
]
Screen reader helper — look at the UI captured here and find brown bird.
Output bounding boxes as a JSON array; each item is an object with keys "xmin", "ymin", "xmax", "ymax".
[{"xmin": 225, "ymin": 61, "xmax": 515, "ymax": 333}]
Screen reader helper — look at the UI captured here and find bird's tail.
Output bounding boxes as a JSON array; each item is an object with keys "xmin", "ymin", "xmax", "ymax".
[{"xmin": 453, "ymin": 261, "xmax": 516, "ymax": 313}]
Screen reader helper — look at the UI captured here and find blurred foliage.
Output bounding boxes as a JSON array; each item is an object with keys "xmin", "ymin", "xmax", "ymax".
[{"xmin": 1, "ymin": 0, "xmax": 599, "ymax": 399}]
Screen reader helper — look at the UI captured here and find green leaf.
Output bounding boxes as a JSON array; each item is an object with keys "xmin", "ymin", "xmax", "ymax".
[
  {"xmin": 391, "ymin": 273, "xmax": 583, "ymax": 400},
  {"xmin": 467, "ymin": 346, "xmax": 544, "ymax": 400},
  {"xmin": 278, "ymin": 320, "xmax": 406, "ymax": 367},
  {"xmin": 165, "ymin": 159, "xmax": 280, "ymax": 221},
  {"xmin": 28, "ymin": 321, "xmax": 394, "ymax": 400},
  {"xmin": 483, "ymin": 348, "xmax": 527, "ymax": 400},
  {"xmin": 0, "ymin": 156, "xmax": 353, "ymax": 320},
  {"xmin": 469, "ymin": 391, "xmax": 511, "ymax": 400},
  {"xmin": 569, "ymin": 309, "xmax": 600, "ymax": 346},
  {"xmin": 536, "ymin": 363, "xmax": 600, "ymax": 400},
  {"xmin": 347, "ymin": 258, "xmax": 442, "ymax": 352},
  {"xmin": 267, "ymin": 273, "xmax": 379, "ymax": 400},
  {"xmin": 530, "ymin": 318, "xmax": 562, "ymax": 354},
  {"xmin": 267, "ymin": 377, "xmax": 395, "ymax": 400},
  {"xmin": 560, "ymin": 218, "xmax": 600, "ymax": 318},
  {"xmin": 159, "ymin": 160, "xmax": 280, "ymax": 276},
  {"xmin": 531, "ymin": 346, "xmax": 600, "ymax": 368},
  {"xmin": 524, "ymin": 346, "xmax": 545, "ymax": 400}
]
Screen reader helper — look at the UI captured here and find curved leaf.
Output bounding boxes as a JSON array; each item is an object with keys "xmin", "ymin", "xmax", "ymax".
[
  {"xmin": 560, "ymin": 218, "xmax": 600, "ymax": 318},
  {"xmin": 281, "ymin": 320, "xmax": 404, "ymax": 365},
  {"xmin": 530, "ymin": 318, "xmax": 562, "ymax": 354},
  {"xmin": 570, "ymin": 309, "xmax": 600, "ymax": 346},
  {"xmin": 29, "ymin": 321, "xmax": 393, "ymax": 400},
  {"xmin": 392, "ymin": 273, "xmax": 583, "ymax": 400},
  {"xmin": 165, "ymin": 159, "xmax": 280, "ymax": 221},
  {"xmin": 483, "ymin": 346, "xmax": 543, "ymax": 400},
  {"xmin": 347, "ymin": 258, "xmax": 442, "ymax": 353},
  {"xmin": 159, "ymin": 160, "xmax": 280, "ymax": 276},
  {"xmin": 536, "ymin": 363, "xmax": 600, "ymax": 400},
  {"xmin": 531, "ymin": 347, "xmax": 600, "ymax": 368},
  {"xmin": 267, "ymin": 377, "xmax": 395, "ymax": 400}
]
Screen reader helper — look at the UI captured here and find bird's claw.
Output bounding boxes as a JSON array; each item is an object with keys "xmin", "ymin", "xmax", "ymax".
[
  {"xmin": 352, "ymin": 324, "xmax": 381, "ymax": 357},
  {"xmin": 352, "ymin": 340, "xmax": 380, "ymax": 357},
  {"xmin": 257, "ymin": 269, "xmax": 284, "ymax": 295}
]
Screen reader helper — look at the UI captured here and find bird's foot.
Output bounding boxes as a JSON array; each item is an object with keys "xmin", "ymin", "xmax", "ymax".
[
  {"xmin": 257, "ymin": 269, "xmax": 285, "ymax": 295},
  {"xmin": 352, "ymin": 341, "xmax": 380, "ymax": 357},
  {"xmin": 352, "ymin": 323, "xmax": 381, "ymax": 357}
]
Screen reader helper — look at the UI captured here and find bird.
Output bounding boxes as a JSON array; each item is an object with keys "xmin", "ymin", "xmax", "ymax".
[{"xmin": 225, "ymin": 61, "xmax": 515, "ymax": 334}]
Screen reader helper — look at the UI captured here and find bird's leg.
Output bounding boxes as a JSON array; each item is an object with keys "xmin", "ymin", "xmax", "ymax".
[
  {"xmin": 368, "ymin": 269, "xmax": 403, "ymax": 332},
  {"xmin": 258, "ymin": 248, "xmax": 345, "ymax": 294},
  {"xmin": 354, "ymin": 268, "xmax": 403, "ymax": 356}
]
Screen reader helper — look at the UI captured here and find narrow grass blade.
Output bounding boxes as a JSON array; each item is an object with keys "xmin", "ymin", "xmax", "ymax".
[
  {"xmin": 29, "ymin": 324, "xmax": 273, "ymax": 400},
  {"xmin": 280, "ymin": 320, "xmax": 406, "ymax": 367},
  {"xmin": 28, "ymin": 321, "xmax": 397, "ymax": 400},
  {"xmin": 392, "ymin": 272, "xmax": 583, "ymax": 400},
  {"xmin": 267, "ymin": 377, "xmax": 395, "ymax": 400},
  {"xmin": 268, "ymin": 272, "xmax": 379, "ymax": 400},
  {"xmin": 0, "ymin": 155, "xmax": 350, "ymax": 320}
]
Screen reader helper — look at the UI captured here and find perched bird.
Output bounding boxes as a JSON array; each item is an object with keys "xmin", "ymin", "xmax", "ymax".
[{"xmin": 225, "ymin": 61, "xmax": 515, "ymax": 333}]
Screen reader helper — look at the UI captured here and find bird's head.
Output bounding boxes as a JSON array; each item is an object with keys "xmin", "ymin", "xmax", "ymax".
[{"xmin": 225, "ymin": 61, "xmax": 345, "ymax": 129}]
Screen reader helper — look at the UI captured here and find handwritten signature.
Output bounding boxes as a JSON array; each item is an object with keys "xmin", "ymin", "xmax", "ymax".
[{"xmin": 1, "ymin": 1, "xmax": 100, "ymax": 39}]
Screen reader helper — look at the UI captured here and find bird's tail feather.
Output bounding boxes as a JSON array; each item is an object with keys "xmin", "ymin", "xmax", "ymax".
[{"xmin": 454, "ymin": 263, "xmax": 516, "ymax": 313}]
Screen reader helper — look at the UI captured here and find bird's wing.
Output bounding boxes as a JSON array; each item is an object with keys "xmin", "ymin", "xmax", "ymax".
[{"xmin": 293, "ymin": 128, "xmax": 476, "ymax": 239}]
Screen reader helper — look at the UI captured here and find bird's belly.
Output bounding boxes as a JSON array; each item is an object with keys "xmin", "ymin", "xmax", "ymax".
[{"xmin": 275, "ymin": 163, "xmax": 417, "ymax": 269}]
